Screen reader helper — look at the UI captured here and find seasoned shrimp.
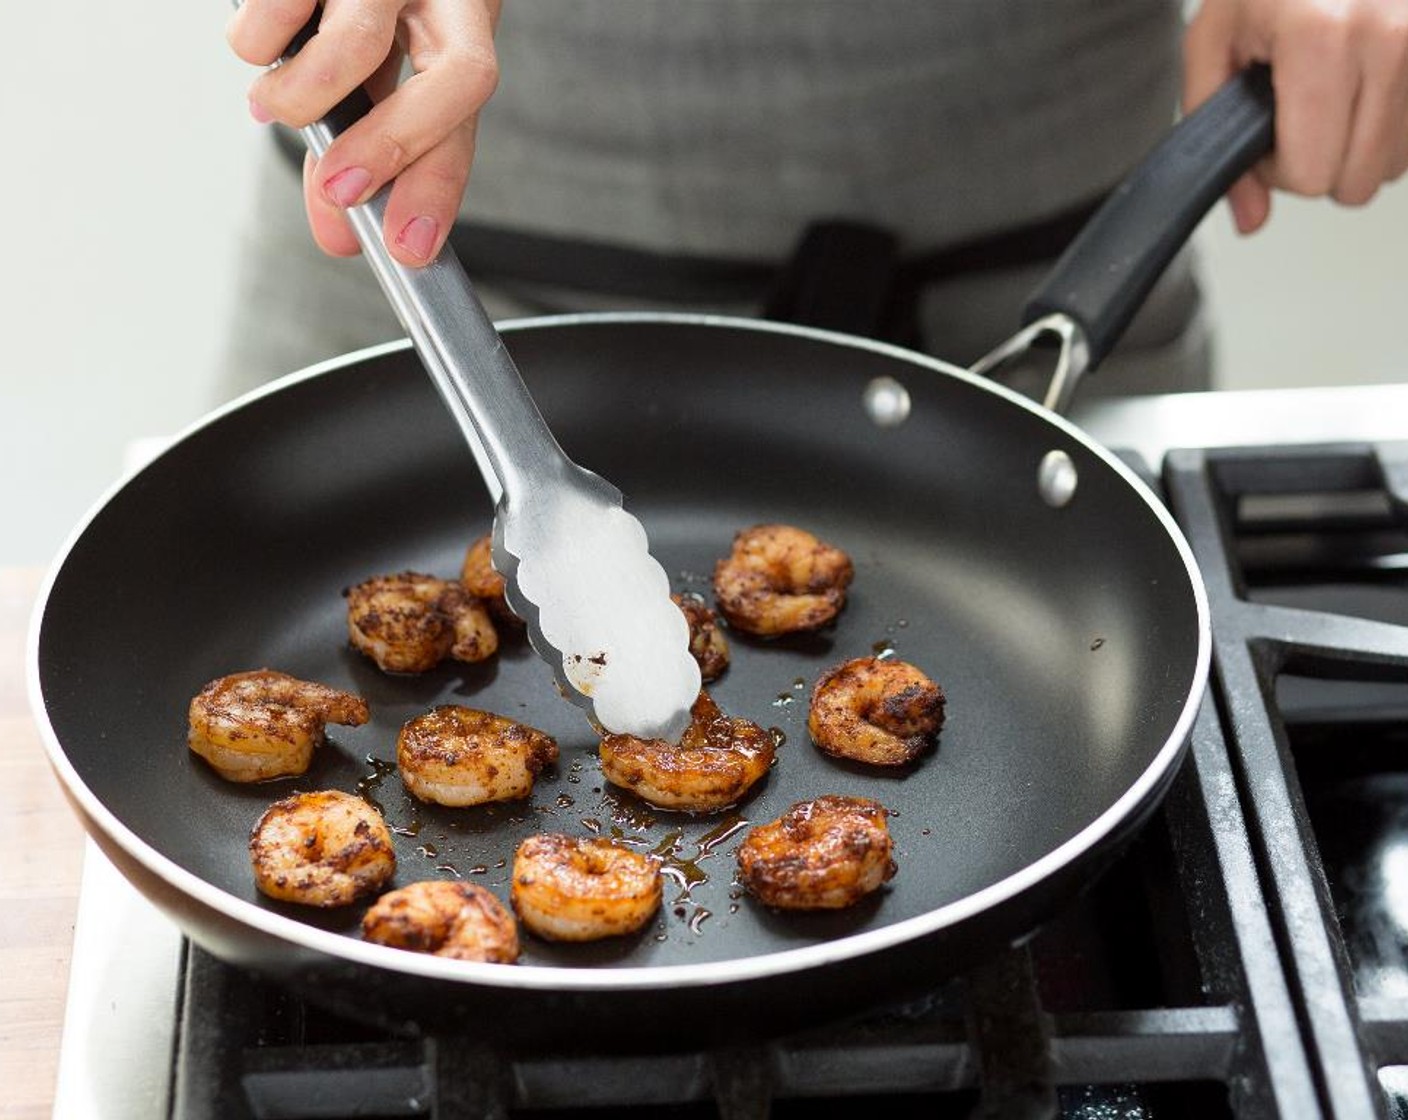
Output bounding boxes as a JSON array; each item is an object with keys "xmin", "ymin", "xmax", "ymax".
[
  {"xmin": 511, "ymin": 834, "xmax": 662, "ymax": 941},
  {"xmin": 249, "ymin": 790, "xmax": 395, "ymax": 907},
  {"xmin": 809, "ymin": 656, "xmax": 946, "ymax": 766},
  {"xmin": 737, "ymin": 795, "xmax": 896, "ymax": 910},
  {"xmin": 712, "ymin": 524, "xmax": 854, "ymax": 635},
  {"xmin": 362, "ymin": 880, "xmax": 519, "ymax": 963},
  {"xmin": 398, "ymin": 705, "xmax": 558, "ymax": 807},
  {"xmin": 673, "ymin": 593, "xmax": 730, "ymax": 682},
  {"xmin": 345, "ymin": 571, "xmax": 498, "ymax": 673},
  {"xmin": 188, "ymin": 669, "xmax": 369, "ymax": 782},
  {"xmin": 461, "ymin": 533, "xmax": 520, "ymax": 626},
  {"xmin": 599, "ymin": 691, "xmax": 775, "ymax": 811}
]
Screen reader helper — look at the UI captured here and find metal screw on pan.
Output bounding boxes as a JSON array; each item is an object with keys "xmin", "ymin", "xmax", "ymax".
[
  {"xmin": 862, "ymin": 376, "xmax": 913, "ymax": 427},
  {"xmin": 1037, "ymin": 450, "xmax": 1079, "ymax": 509},
  {"xmin": 970, "ymin": 313, "xmax": 1091, "ymax": 507}
]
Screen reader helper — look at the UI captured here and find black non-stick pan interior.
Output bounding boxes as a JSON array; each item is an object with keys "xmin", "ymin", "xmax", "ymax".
[{"xmin": 38, "ymin": 316, "xmax": 1202, "ymax": 973}]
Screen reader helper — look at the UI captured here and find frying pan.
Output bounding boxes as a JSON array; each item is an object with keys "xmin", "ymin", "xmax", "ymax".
[{"xmin": 30, "ymin": 70, "xmax": 1273, "ymax": 1048}]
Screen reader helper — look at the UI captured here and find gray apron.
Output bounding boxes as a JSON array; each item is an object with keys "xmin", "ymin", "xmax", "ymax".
[{"xmin": 217, "ymin": 0, "xmax": 1207, "ymax": 403}]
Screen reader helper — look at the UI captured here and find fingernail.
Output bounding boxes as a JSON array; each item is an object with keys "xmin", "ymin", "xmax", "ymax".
[
  {"xmin": 396, "ymin": 216, "xmax": 439, "ymax": 261},
  {"xmin": 248, "ymin": 96, "xmax": 274, "ymax": 124},
  {"xmin": 324, "ymin": 167, "xmax": 373, "ymax": 208}
]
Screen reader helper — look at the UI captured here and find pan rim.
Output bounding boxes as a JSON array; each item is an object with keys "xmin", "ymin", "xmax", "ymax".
[{"xmin": 28, "ymin": 311, "xmax": 1210, "ymax": 993}]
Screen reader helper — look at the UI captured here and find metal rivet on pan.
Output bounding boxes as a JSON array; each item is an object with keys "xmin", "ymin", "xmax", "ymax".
[
  {"xmin": 861, "ymin": 376, "xmax": 911, "ymax": 427},
  {"xmin": 1038, "ymin": 449, "xmax": 1078, "ymax": 508}
]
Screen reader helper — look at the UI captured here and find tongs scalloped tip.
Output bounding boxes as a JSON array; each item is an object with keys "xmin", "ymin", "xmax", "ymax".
[{"xmin": 495, "ymin": 503, "xmax": 700, "ymax": 743}]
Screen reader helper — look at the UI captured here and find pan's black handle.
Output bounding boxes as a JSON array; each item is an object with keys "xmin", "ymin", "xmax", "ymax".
[{"xmin": 1023, "ymin": 65, "xmax": 1275, "ymax": 370}]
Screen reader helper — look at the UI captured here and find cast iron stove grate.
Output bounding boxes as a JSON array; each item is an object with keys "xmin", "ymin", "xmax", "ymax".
[{"xmin": 1164, "ymin": 441, "xmax": 1408, "ymax": 1120}]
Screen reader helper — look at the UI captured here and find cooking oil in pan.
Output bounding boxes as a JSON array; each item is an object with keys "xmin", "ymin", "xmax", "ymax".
[
  {"xmin": 772, "ymin": 676, "xmax": 808, "ymax": 708},
  {"xmin": 355, "ymin": 754, "xmax": 397, "ymax": 816},
  {"xmin": 585, "ymin": 792, "xmax": 756, "ymax": 938},
  {"xmin": 348, "ymin": 777, "xmax": 755, "ymax": 938}
]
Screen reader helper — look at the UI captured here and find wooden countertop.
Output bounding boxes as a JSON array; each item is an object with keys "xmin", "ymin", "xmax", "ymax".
[{"xmin": 0, "ymin": 567, "xmax": 84, "ymax": 1120}]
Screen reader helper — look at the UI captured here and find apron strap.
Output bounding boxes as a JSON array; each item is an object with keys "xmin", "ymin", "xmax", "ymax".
[
  {"xmin": 762, "ymin": 220, "xmax": 899, "ymax": 339},
  {"xmin": 270, "ymin": 128, "xmax": 1107, "ymax": 344}
]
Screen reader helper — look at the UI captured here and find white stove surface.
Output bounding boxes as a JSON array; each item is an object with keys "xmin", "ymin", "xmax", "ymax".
[
  {"xmin": 1071, "ymin": 381, "xmax": 1407, "ymax": 467},
  {"xmin": 55, "ymin": 843, "xmax": 180, "ymax": 1120},
  {"xmin": 55, "ymin": 382, "xmax": 1408, "ymax": 1117}
]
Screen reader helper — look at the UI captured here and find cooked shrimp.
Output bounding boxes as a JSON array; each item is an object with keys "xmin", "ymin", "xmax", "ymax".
[
  {"xmin": 712, "ymin": 524, "xmax": 854, "ymax": 635},
  {"xmin": 673, "ymin": 592, "xmax": 730, "ymax": 682},
  {"xmin": 345, "ymin": 571, "xmax": 498, "ymax": 673},
  {"xmin": 809, "ymin": 656, "xmax": 946, "ymax": 766},
  {"xmin": 511, "ymin": 834, "xmax": 662, "ymax": 941},
  {"xmin": 461, "ymin": 533, "xmax": 520, "ymax": 626},
  {"xmin": 249, "ymin": 790, "xmax": 396, "ymax": 907},
  {"xmin": 599, "ymin": 691, "xmax": 775, "ymax": 811},
  {"xmin": 188, "ymin": 669, "xmax": 369, "ymax": 782},
  {"xmin": 737, "ymin": 795, "xmax": 896, "ymax": 910},
  {"xmin": 362, "ymin": 880, "xmax": 519, "ymax": 963},
  {"xmin": 397, "ymin": 705, "xmax": 558, "ymax": 807}
]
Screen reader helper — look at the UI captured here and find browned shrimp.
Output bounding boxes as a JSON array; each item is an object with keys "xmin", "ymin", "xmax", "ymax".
[
  {"xmin": 345, "ymin": 571, "xmax": 497, "ymax": 673},
  {"xmin": 809, "ymin": 656, "xmax": 945, "ymax": 766},
  {"xmin": 673, "ymin": 592, "xmax": 730, "ymax": 682},
  {"xmin": 737, "ymin": 795, "xmax": 896, "ymax": 910},
  {"xmin": 511, "ymin": 834, "xmax": 662, "ymax": 941},
  {"xmin": 461, "ymin": 533, "xmax": 520, "ymax": 626},
  {"xmin": 397, "ymin": 705, "xmax": 558, "ymax": 807},
  {"xmin": 188, "ymin": 669, "xmax": 369, "ymax": 782},
  {"xmin": 599, "ymin": 691, "xmax": 775, "ymax": 811},
  {"xmin": 712, "ymin": 524, "xmax": 854, "ymax": 635},
  {"xmin": 362, "ymin": 881, "xmax": 519, "ymax": 963},
  {"xmin": 249, "ymin": 790, "xmax": 396, "ymax": 907}
]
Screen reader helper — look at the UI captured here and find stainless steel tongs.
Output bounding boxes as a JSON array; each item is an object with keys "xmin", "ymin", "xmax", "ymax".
[{"xmin": 276, "ymin": 20, "xmax": 700, "ymax": 740}]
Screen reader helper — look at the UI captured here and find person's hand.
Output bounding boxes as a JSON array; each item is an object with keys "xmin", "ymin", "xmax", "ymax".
[
  {"xmin": 227, "ymin": 0, "xmax": 500, "ymax": 266},
  {"xmin": 1184, "ymin": 0, "xmax": 1408, "ymax": 233}
]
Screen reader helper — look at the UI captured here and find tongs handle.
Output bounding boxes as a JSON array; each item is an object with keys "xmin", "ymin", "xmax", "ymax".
[{"xmin": 280, "ymin": 15, "xmax": 569, "ymax": 508}]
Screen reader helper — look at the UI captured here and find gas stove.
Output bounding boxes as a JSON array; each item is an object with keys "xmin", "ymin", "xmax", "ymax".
[{"xmin": 54, "ymin": 383, "xmax": 1408, "ymax": 1119}]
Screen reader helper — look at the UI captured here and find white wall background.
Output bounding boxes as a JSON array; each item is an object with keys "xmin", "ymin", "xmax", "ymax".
[
  {"xmin": 1199, "ymin": 185, "xmax": 1408, "ymax": 389},
  {"xmin": 1, "ymin": 3, "xmax": 261, "ymax": 565},
  {"xmin": 2, "ymin": 4, "xmax": 1406, "ymax": 566}
]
